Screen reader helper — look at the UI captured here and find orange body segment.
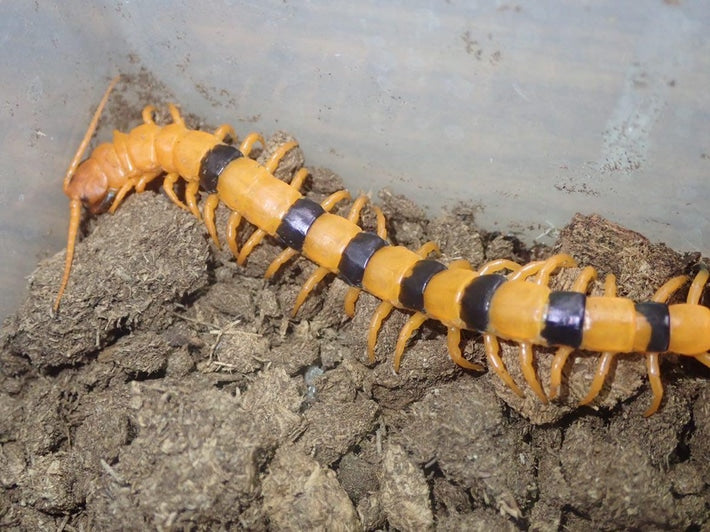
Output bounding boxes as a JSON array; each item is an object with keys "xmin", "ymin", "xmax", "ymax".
[
  {"xmin": 173, "ymin": 130, "xmax": 221, "ymax": 178},
  {"xmin": 488, "ymin": 281, "xmax": 547, "ymax": 343},
  {"xmin": 124, "ymin": 123, "xmax": 159, "ymax": 169},
  {"xmin": 300, "ymin": 214, "xmax": 362, "ymax": 273},
  {"xmin": 86, "ymin": 144, "xmax": 124, "ymax": 193},
  {"xmin": 668, "ymin": 304, "xmax": 710, "ymax": 354},
  {"xmin": 361, "ymin": 247, "xmax": 420, "ymax": 305},
  {"xmin": 581, "ymin": 297, "xmax": 637, "ymax": 353},
  {"xmin": 154, "ymin": 123, "xmax": 186, "ymax": 170},
  {"xmin": 422, "ymin": 269, "xmax": 477, "ymax": 328},
  {"xmin": 217, "ymin": 158, "xmax": 301, "ymax": 235}
]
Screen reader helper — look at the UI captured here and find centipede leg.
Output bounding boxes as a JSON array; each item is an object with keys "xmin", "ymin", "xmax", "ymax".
[
  {"xmin": 134, "ymin": 170, "xmax": 162, "ymax": 193},
  {"xmin": 165, "ymin": 105, "xmax": 189, "ymax": 207},
  {"xmin": 213, "ymin": 124, "xmax": 236, "ymax": 142},
  {"xmin": 141, "ymin": 105, "xmax": 156, "ymax": 124},
  {"xmin": 163, "ymin": 172, "xmax": 190, "ymax": 211},
  {"xmin": 393, "ymin": 312, "xmax": 429, "ymax": 371},
  {"xmin": 478, "ymin": 258, "xmax": 521, "ymax": 275},
  {"xmin": 264, "ymin": 141, "xmax": 299, "ymax": 174},
  {"xmin": 373, "ymin": 206, "xmax": 387, "ymax": 239},
  {"xmin": 534, "ymin": 254, "xmax": 577, "ymax": 286},
  {"xmin": 447, "ymin": 327, "xmax": 484, "ymax": 371},
  {"xmin": 237, "ymin": 229, "xmax": 267, "ymax": 265},
  {"xmin": 109, "ymin": 169, "xmax": 161, "ymax": 213},
  {"xmin": 343, "ymin": 288, "xmax": 362, "ymax": 318},
  {"xmin": 509, "ymin": 260, "xmax": 546, "ymax": 281},
  {"xmin": 519, "ymin": 342, "xmax": 548, "ymax": 402},
  {"xmin": 417, "ymin": 241, "xmax": 440, "ymax": 258},
  {"xmin": 578, "ymin": 274, "xmax": 618, "ymax": 407},
  {"xmin": 203, "ymin": 194, "xmax": 221, "ymax": 248},
  {"xmin": 239, "ymin": 132, "xmax": 266, "ymax": 157},
  {"xmin": 484, "ymin": 334, "xmax": 524, "ymax": 397},
  {"xmin": 290, "ymin": 168, "xmax": 310, "ymax": 191},
  {"xmin": 548, "ymin": 347, "xmax": 574, "ymax": 400},
  {"xmin": 579, "ymin": 352, "xmax": 616, "ymax": 407},
  {"xmin": 687, "ymin": 268, "xmax": 709, "ymax": 304},
  {"xmin": 452, "ymin": 258, "xmax": 525, "ymax": 389},
  {"xmin": 226, "ymin": 212, "xmax": 242, "ymax": 259},
  {"xmin": 694, "ymin": 352, "xmax": 710, "ymax": 369},
  {"xmin": 448, "ymin": 257, "xmax": 522, "ymax": 378},
  {"xmin": 653, "ymin": 275, "xmax": 689, "ymax": 302},
  {"xmin": 510, "ymin": 254, "xmax": 579, "ymax": 402},
  {"xmin": 549, "ymin": 266, "xmax": 599, "ymax": 400},
  {"xmin": 108, "ymin": 178, "xmax": 137, "ymax": 214},
  {"xmin": 264, "ymin": 250, "xmax": 299, "ymax": 280},
  {"xmin": 367, "ymin": 301, "xmax": 395, "ymax": 363},
  {"xmin": 185, "ymin": 181, "xmax": 202, "ymax": 221},
  {"xmin": 320, "ymin": 189, "xmax": 352, "ymax": 211},
  {"xmin": 168, "ymin": 103, "xmax": 186, "ymax": 126},
  {"xmin": 644, "ymin": 353, "xmax": 663, "ymax": 417},
  {"xmin": 292, "ymin": 266, "xmax": 330, "ymax": 316}
]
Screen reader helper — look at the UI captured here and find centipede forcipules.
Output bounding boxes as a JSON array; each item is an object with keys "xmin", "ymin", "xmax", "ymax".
[{"xmin": 56, "ymin": 77, "xmax": 710, "ymax": 416}]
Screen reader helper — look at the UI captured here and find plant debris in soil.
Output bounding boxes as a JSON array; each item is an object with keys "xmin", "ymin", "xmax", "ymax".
[{"xmin": 1, "ymin": 132, "xmax": 709, "ymax": 531}]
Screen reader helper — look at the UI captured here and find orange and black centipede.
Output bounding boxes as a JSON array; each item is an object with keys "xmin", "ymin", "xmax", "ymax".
[{"xmin": 57, "ymin": 77, "xmax": 710, "ymax": 416}]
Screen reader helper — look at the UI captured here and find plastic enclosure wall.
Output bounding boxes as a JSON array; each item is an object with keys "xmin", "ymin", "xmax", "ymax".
[{"xmin": 0, "ymin": 2, "xmax": 708, "ymax": 320}]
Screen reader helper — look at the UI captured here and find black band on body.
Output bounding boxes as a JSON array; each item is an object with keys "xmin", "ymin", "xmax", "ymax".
[
  {"xmin": 635, "ymin": 302, "xmax": 670, "ymax": 352},
  {"xmin": 199, "ymin": 144, "xmax": 244, "ymax": 193},
  {"xmin": 275, "ymin": 198, "xmax": 325, "ymax": 251},
  {"xmin": 338, "ymin": 232, "xmax": 388, "ymax": 287},
  {"xmin": 399, "ymin": 260, "xmax": 447, "ymax": 312},
  {"xmin": 541, "ymin": 291, "xmax": 586, "ymax": 348},
  {"xmin": 459, "ymin": 274, "xmax": 508, "ymax": 333}
]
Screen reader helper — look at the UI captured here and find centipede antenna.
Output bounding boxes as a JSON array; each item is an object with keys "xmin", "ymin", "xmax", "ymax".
[
  {"xmin": 53, "ymin": 199, "xmax": 82, "ymax": 311},
  {"xmin": 63, "ymin": 75, "xmax": 120, "ymax": 193}
]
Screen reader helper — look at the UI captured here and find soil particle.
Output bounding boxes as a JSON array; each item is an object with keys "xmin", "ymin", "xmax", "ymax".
[
  {"xmin": 380, "ymin": 442, "xmax": 434, "ymax": 531},
  {"xmin": 554, "ymin": 417, "xmax": 684, "ymax": 528},
  {"xmin": 262, "ymin": 446, "xmax": 361, "ymax": 531},
  {"xmin": 296, "ymin": 367, "xmax": 379, "ymax": 466},
  {"xmin": 395, "ymin": 378, "xmax": 534, "ymax": 520},
  {"xmin": 1, "ymin": 130, "xmax": 708, "ymax": 530}
]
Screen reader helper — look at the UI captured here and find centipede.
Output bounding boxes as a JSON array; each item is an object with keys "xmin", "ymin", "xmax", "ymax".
[{"xmin": 56, "ymin": 76, "xmax": 710, "ymax": 417}]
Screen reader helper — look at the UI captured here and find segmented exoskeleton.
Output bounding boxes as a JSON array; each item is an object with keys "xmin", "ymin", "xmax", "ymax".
[{"xmin": 57, "ymin": 77, "xmax": 710, "ymax": 416}]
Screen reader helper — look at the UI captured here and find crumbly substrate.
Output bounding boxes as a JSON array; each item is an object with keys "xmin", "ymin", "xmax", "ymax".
[{"xmin": 1, "ymin": 134, "xmax": 708, "ymax": 530}]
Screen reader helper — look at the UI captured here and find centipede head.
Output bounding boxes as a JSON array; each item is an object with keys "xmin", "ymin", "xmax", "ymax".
[{"xmin": 65, "ymin": 158, "xmax": 115, "ymax": 214}]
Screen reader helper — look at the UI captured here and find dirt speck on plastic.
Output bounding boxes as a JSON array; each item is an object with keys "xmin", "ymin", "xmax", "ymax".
[{"xmin": 1, "ymin": 131, "xmax": 708, "ymax": 530}]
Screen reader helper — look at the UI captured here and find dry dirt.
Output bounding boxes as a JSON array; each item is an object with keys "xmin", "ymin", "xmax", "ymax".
[{"xmin": 1, "ymin": 133, "xmax": 709, "ymax": 531}]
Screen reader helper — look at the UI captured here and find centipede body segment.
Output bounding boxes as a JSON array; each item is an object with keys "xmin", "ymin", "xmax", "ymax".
[{"xmin": 56, "ymin": 77, "xmax": 710, "ymax": 416}]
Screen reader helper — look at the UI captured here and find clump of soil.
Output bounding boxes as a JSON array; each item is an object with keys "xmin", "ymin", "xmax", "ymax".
[{"xmin": 1, "ymin": 133, "xmax": 708, "ymax": 530}]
